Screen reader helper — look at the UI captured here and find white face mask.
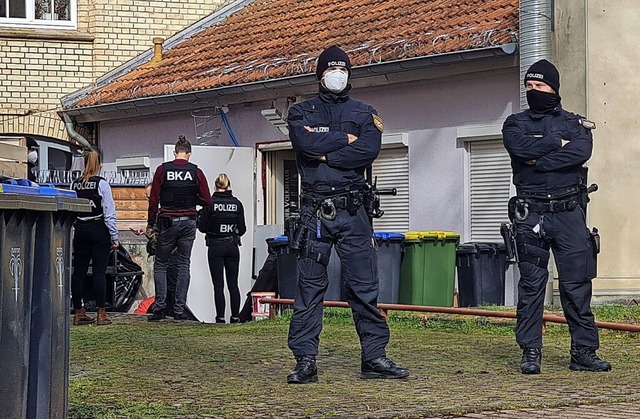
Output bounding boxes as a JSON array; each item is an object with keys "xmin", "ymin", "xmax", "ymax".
[
  {"xmin": 28, "ymin": 150, "xmax": 38, "ymax": 164},
  {"xmin": 322, "ymin": 69, "xmax": 349, "ymax": 93}
]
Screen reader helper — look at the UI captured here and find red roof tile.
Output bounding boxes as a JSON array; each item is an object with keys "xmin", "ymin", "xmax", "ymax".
[{"xmin": 73, "ymin": 0, "xmax": 518, "ymax": 108}]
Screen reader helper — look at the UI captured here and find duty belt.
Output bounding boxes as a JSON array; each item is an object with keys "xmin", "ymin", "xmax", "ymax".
[
  {"xmin": 522, "ymin": 197, "xmax": 579, "ymax": 213},
  {"xmin": 160, "ymin": 215, "xmax": 195, "ymax": 221},
  {"xmin": 301, "ymin": 194, "xmax": 350, "ymax": 209}
]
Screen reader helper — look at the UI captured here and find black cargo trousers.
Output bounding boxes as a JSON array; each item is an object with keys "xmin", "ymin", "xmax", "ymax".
[
  {"xmin": 514, "ymin": 205, "xmax": 599, "ymax": 350},
  {"xmin": 288, "ymin": 198, "xmax": 390, "ymax": 362}
]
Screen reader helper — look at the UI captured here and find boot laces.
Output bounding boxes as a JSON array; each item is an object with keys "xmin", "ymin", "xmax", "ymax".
[{"xmin": 523, "ymin": 348, "xmax": 540, "ymax": 363}]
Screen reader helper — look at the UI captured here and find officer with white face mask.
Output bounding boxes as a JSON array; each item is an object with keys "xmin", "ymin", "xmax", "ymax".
[
  {"xmin": 285, "ymin": 45, "xmax": 408, "ymax": 384},
  {"xmin": 26, "ymin": 136, "xmax": 39, "ymax": 182}
]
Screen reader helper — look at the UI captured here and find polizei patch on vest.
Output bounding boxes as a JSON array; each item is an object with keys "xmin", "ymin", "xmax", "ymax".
[
  {"xmin": 372, "ymin": 114, "xmax": 384, "ymax": 132},
  {"xmin": 579, "ymin": 118, "xmax": 596, "ymax": 130}
]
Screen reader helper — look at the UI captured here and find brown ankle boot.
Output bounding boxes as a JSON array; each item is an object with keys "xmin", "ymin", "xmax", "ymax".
[
  {"xmin": 73, "ymin": 308, "xmax": 95, "ymax": 325},
  {"xmin": 96, "ymin": 308, "xmax": 112, "ymax": 325}
]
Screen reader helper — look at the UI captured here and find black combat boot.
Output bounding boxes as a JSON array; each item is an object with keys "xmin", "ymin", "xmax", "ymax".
[
  {"xmin": 520, "ymin": 348, "xmax": 542, "ymax": 374},
  {"xmin": 287, "ymin": 355, "xmax": 318, "ymax": 384},
  {"xmin": 570, "ymin": 347, "xmax": 611, "ymax": 372},
  {"xmin": 361, "ymin": 356, "xmax": 409, "ymax": 379},
  {"xmin": 147, "ymin": 310, "xmax": 166, "ymax": 322}
]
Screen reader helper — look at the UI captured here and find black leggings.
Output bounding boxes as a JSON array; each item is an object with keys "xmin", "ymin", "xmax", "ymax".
[
  {"xmin": 207, "ymin": 240, "xmax": 240, "ymax": 319},
  {"xmin": 71, "ymin": 221, "xmax": 111, "ymax": 309}
]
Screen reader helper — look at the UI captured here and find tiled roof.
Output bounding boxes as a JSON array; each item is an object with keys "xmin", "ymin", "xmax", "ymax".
[{"xmin": 72, "ymin": 0, "xmax": 518, "ymax": 108}]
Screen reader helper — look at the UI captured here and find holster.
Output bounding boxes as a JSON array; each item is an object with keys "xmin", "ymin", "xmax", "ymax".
[{"xmin": 500, "ymin": 222, "xmax": 518, "ymax": 263}]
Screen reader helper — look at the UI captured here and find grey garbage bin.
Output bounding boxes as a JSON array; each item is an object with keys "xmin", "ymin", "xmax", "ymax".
[
  {"xmin": 373, "ymin": 232, "xmax": 404, "ymax": 304},
  {"xmin": 0, "ymin": 182, "xmax": 88, "ymax": 419},
  {"xmin": 30, "ymin": 187, "xmax": 90, "ymax": 419},
  {"xmin": 267, "ymin": 236, "xmax": 342, "ymax": 301},
  {"xmin": 268, "ymin": 235, "xmax": 297, "ymax": 299},
  {"xmin": 0, "ymin": 184, "xmax": 57, "ymax": 418},
  {"xmin": 456, "ymin": 242, "xmax": 508, "ymax": 307}
]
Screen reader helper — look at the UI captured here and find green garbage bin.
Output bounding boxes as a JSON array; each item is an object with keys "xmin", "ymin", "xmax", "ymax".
[
  {"xmin": 399, "ymin": 231, "xmax": 460, "ymax": 307},
  {"xmin": 0, "ymin": 184, "xmax": 57, "ymax": 418}
]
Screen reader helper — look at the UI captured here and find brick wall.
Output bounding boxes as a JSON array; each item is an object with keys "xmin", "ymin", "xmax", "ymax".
[{"xmin": 0, "ymin": 0, "xmax": 224, "ymax": 141}]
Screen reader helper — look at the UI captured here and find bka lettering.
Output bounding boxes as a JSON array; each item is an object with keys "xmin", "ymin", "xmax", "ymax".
[
  {"xmin": 213, "ymin": 203, "xmax": 237, "ymax": 211},
  {"xmin": 167, "ymin": 171, "xmax": 193, "ymax": 181},
  {"xmin": 220, "ymin": 224, "xmax": 235, "ymax": 233}
]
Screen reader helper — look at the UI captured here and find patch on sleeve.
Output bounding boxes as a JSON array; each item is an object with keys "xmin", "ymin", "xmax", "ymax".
[
  {"xmin": 372, "ymin": 114, "xmax": 384, "ymax": 132},
  {"xmin": 579, "ymin": 118, "xmax": 596, "ymax": 130}
]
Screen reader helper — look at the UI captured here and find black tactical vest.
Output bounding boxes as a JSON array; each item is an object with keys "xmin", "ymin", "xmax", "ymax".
[
  {"xmin": 206, "ymin": 191, "xmax": 241, "ymax": 237},
  {"xmin": 71, "ymin": 175, "xmax": 104, "ymax": 218},
  {"xmin": 159, "ymin": 161, "xmax": 198, "ymax": 210}
]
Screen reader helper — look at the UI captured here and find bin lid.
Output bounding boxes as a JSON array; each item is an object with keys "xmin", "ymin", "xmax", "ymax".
[
  {"xmin": 457, "ymin": 242, "xmax": 506, "ymax": 254},
  {"xmin": 373, "ymin": 232, "xmax": 404, "ymax": 242},
  {"xmin": 0, "ymin": 192, "xmax": 57, "ymax": 211},
  {"xmin": 403, "ymin": 231, "xmax": 460, "ymax": 243}
]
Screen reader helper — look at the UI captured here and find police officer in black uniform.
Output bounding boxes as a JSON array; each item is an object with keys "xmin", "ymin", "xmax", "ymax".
[
  {"xmin": 198, "ymin": 173, "xmax": 246, "ymax": 324},
  {"xmin": 70, "ymin": 150, "xmax": 119, "ymax": 326},
  {"xmin": 285, "ymin": 46, "xmax": 409, "ymax": 384},
  {"xmin": 147, "ymin": 136, "xmax": 211, "ymax": 321},
  {"xmin": 502, "ymin": 59, "xmax": 611, "ymax": 374}
]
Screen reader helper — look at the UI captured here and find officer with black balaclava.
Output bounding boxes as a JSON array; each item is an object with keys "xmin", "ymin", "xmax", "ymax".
[
  {"xmin": 285, "ymin": 45, "xmax": 408, "ymax": 384},
  {"xmin": 502, "ymin": 59, "xmax": 611, "ymax": 375}
]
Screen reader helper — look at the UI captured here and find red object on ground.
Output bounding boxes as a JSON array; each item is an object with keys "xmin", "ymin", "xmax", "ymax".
[{"xmin": 134, "ymin": 297, "xmax": 155, "ymax": 314}]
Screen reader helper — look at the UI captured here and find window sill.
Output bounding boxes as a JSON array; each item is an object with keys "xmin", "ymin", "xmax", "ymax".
[{"xmin": 0, "ymin": 27, "xmax": 94, "ymax": 42}]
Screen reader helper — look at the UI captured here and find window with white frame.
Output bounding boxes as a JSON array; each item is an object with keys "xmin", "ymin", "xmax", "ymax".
[{"xmin": 0, "ymin": 0, "xmax": 76, "ymax": 28}]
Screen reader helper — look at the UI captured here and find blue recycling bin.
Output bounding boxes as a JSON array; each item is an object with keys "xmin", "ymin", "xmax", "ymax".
[{"xmin": 0, "ymin": 181, "xmax": 89, "ymax": 419}]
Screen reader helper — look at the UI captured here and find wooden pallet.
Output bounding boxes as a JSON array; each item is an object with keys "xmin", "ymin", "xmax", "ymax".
[{"xmin": 0, "ymin": 139, "xmax": 28, "ymax": 179}]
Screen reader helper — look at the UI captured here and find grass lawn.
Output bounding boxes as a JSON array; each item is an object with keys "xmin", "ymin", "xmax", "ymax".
[{"xmin": 69, "ymin": 305, "xmax": 640, "ymax": 418}]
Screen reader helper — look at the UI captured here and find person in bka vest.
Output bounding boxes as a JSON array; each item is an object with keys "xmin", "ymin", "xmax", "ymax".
[
  {"xmin": 147, "ymin": 135, "xmax": 211, "ymax": 321},
  {"xmin": 198, "ymin": 173, "xmax": 247, "ymax": 324},
  {"xmin": 70, "ymin": 150, "xmax": 119, "ymax": 326}
]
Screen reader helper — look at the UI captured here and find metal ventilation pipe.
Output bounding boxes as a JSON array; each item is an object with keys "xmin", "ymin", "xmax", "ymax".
[{"xmin": 519, "ymin": 0, "xmax": 554, "ymax": 109}]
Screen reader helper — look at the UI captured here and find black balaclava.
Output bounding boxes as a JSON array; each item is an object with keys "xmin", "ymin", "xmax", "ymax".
[{"xmin": 524, "ymin": 59, "xmax": 561, "ymax": 113}]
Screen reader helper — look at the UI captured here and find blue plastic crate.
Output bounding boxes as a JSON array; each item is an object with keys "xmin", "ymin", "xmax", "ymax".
[
  {"xmin": 0, "ymin": 179, "xmax": 40, "ymax": 195},
  {"xmin": 38, "ymin": 183, "xmax": 77, "ymax": 198}
]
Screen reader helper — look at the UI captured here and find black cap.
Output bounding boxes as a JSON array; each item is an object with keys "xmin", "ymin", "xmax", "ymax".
[
  {"xmin": 315, "ymin": 45, "xmax": 351, "ymax": 80},
  {"xmin": 524, "ymin": 59, "xmax": 560, "ymax": 92},
  {"xmin": 26, "ymin": 137, "xmax": 39, "ymax": 149}
]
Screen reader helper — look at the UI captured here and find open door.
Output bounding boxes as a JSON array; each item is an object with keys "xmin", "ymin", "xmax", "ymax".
[{"xmin": 163, "ymin": 145, "xmax": 254, "ymax": 323}]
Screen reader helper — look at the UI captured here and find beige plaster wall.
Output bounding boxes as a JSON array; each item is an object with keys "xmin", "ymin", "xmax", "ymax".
[{"xmin": 585, "ymin": 1, "xmax": 640, "ymax": 291}]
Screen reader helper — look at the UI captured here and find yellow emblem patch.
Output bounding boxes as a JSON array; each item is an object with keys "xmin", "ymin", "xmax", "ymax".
[
  {"xmin": 372, "ymin": 114, "xmax": 384, "ymax": 133},
  {"xmin": 579, "ymin": 118, "xmax": 596, "ymax": 130}
]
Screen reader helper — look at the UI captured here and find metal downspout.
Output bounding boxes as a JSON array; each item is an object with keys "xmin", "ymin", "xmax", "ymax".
[
  {"xmin": 519, "ymin": 0, "xmax": 554, "ymax": 110},
  {"xmin": 62, "ymin": 113, "xmax": 95, "ymax": 151}
]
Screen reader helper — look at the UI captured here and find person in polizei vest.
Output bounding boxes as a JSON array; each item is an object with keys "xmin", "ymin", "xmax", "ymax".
[
  {"xmin": 285, "ymin": 45, "xmax": 408, "ymax": 384},
  {"xmin": 502, "ymin": 59, "xmax": 611, "ymax": 374},
  {"xmin": 70, "ymin": 150, "xmax": 119, "ymax": 326},
  {"xmin": 198, "ymin": 173, "xmax": 247, "ymax": 324},
  {"xmin": 147, "ymin": 135, "xmax": 211, "ymax": 321}
]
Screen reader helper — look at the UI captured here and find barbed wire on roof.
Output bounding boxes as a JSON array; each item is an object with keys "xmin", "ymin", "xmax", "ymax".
[{"xmin": 81, "ymin": 25, "xmax": 517, "ymax": 107}]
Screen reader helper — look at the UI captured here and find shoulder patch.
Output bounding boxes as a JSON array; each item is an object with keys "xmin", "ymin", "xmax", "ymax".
[
  {"xmin": 372, "ymin": 114, "xmax": 384, "ymax": 132},
  {"xmin": 579, "ymin": 118, "xmax": 596, "ymax": 130}
]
